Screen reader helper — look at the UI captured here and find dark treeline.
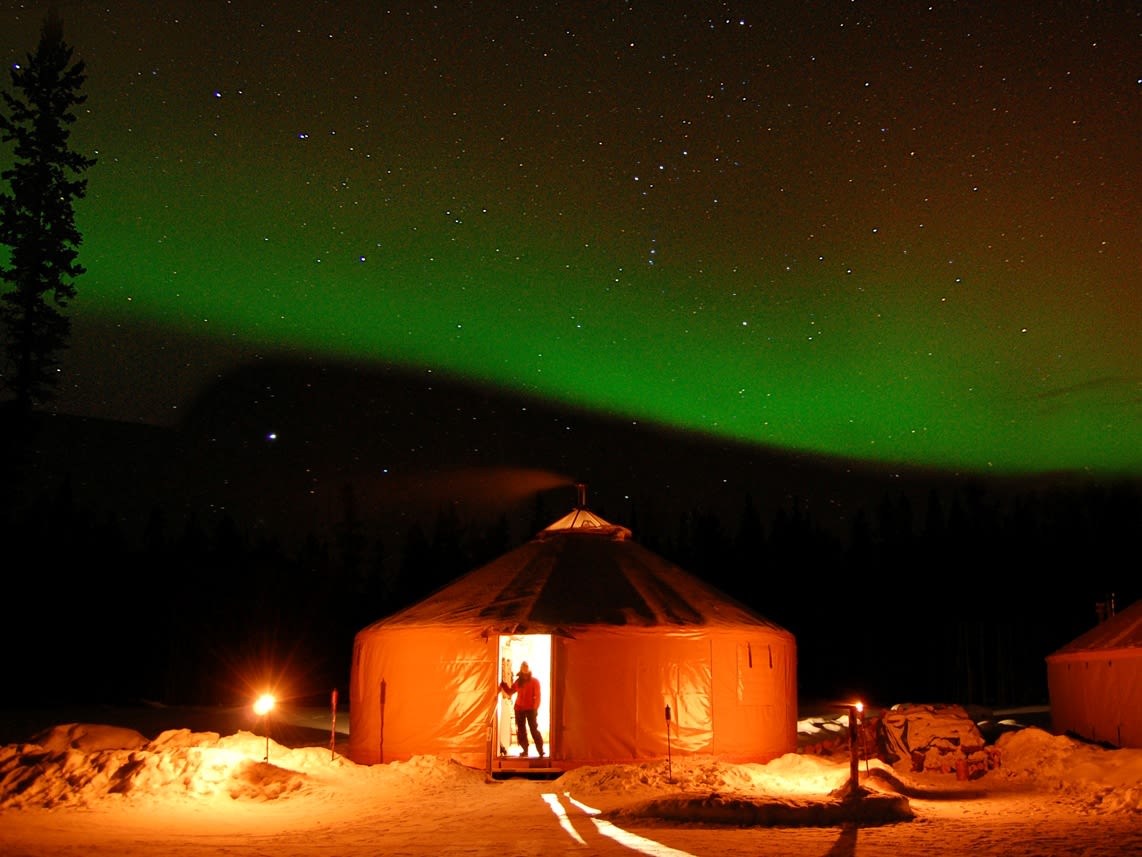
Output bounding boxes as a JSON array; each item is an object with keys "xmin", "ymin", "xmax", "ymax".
[
  {"xmin": 668, "ymin": 481, "xmax": 1139, "ymax": 709},
  {"xmin": 2, "ymin": 446, "xmax": 1136, "ymax": 713}
]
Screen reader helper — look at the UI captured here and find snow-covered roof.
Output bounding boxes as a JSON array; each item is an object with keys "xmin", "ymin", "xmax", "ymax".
[{"xmin": 1049, "ymin": 598, "xmax": 1142, "ymax": 658}]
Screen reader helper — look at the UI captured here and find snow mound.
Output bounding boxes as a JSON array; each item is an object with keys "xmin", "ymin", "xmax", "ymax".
[
  {"xmin": 558, "ymin": 753, "xmax": 855, "ymax": 801},
  {"xmin": 556, "ymin": 754, "xmax": 913, "ymax": 827},
  {"xmin": 994, "ymin": 727, "xmax": 1142, "ymax": 813},
  {"xmin": 30, "ymin": 723, "xmax": 150, "ymax": 753},
  {"xmin": 0, "ymin": 726, "xmax": 313, "ymax": 809}
]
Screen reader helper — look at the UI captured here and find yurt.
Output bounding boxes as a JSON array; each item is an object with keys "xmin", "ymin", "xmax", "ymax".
[
  {"xmin": 1046, "ymin": 597, "xmax": 1142, "ymax": 748},
  {"xmin": 348, "ymin": 485, "xmax": 797, "ymax": 771}
]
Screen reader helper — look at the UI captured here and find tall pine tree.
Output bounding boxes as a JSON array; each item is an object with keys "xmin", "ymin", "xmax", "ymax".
[{"xmin": 0, "ymin": 10, "xmax": 95, "ymax": 411}]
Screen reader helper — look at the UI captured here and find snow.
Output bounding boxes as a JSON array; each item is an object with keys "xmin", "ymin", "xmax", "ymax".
[{"xmin": 1, "ymin": 705, "xmax": 1139, "ymax": 857}]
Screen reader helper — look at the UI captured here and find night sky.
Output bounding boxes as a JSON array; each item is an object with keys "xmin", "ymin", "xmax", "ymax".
[{"xmin": 2, "ymin": 1, "xmax": 1139, "ymax": 475}]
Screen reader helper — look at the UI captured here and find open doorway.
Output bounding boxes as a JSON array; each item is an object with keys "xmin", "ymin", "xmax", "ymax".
[{"xmin": 496, "ymin": 634, "xmax": 551, "ymax": 758}]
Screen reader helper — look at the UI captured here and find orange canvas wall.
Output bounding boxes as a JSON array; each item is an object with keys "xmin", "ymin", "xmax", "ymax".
[
  {"xmin": 349, "ymin": 627, "xmax": 496, "ymax": 767},
  {"xmin": 1047, "ymin": 649, "xmax": 1142, "ymax": 749},
  {"xmin": 349, "ymin": 624, "xmax": 797, "ymax": 768}
]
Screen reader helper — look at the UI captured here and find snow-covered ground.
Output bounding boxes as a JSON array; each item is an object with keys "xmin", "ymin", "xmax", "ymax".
[{"xmin": 1, "ymin": 703, "xmax": 1139, "ymax": 857}]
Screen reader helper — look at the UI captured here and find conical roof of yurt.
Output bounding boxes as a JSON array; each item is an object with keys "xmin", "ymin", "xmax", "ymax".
[{"xmin": 365, "ymin": 483, "xmax": 788, "ymax": 636}]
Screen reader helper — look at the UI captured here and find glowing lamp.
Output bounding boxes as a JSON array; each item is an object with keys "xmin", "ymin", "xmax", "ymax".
[{"xmin": 253, "ymin": 693, "xmax": 276, "ymax": 761}]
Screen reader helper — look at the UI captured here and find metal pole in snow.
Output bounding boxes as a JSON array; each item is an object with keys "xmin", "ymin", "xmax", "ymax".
[
  {"xmin": 330, "ymin": 688, "xmax": 338, "ymax": 761},
  {"xmin": 832, "ymin": 701, "xmax": 864, "ymax": 799},
  {"xmin": 847, "ymin": 704, "xmax": 862, "ymax": 796}
]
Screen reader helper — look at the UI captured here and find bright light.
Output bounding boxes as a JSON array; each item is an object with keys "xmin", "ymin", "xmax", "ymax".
[
  {"xmin": 855, "ymin": 701, "xmax": 864, "ymax": 714},
  {"xmin": 254, "ymin": 693, "xmax": 276, "ymax": 716}
]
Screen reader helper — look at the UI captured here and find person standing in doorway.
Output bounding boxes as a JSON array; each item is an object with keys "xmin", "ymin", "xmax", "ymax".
[{"xmin": 499, "ymin": 661, "xmax": 544, "ymax": 757}]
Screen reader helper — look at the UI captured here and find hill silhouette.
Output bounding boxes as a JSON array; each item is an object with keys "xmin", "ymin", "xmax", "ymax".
[{"xmin": 15, "ymin": 356, "xmax": 1059, "ymax": 548}]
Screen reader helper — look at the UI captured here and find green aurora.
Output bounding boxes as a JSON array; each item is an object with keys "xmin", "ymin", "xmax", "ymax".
[{"xmin": 4, "ymin": 2, "xmax": 1139, "ymax": 475}]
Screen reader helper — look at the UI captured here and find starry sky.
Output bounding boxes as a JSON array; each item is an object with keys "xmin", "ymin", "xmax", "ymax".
[{"xmin": 2, "ymin": 1, "xmax": 1139, "ymax": 476}]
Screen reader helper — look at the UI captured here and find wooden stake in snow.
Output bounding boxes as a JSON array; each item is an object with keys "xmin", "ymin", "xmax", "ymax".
[
  {"xmin": 331, "ymin": 688, "xmax": 338, "ymax": 761},
  {"xmin": 379, "ymin": 679, "xmax": 387, "ymax": 764}
]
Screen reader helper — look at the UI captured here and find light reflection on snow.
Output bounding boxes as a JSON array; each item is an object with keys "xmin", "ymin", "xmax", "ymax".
[
  {"xmin": 541, "ymin": 792, "xmax": 586, "ymax": 845},
  {"xmin": 590, "ymin": 815, "xmax": 699, "ymax": 857},
  {"xmin": 546, "ymin": 791, "xmax": 700, "ymax": 857}
]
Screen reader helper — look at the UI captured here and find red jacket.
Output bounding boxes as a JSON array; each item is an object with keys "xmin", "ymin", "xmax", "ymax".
[{"xmin": 501, "ymin": 675, "xmax": 541, "ymax": 711}]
